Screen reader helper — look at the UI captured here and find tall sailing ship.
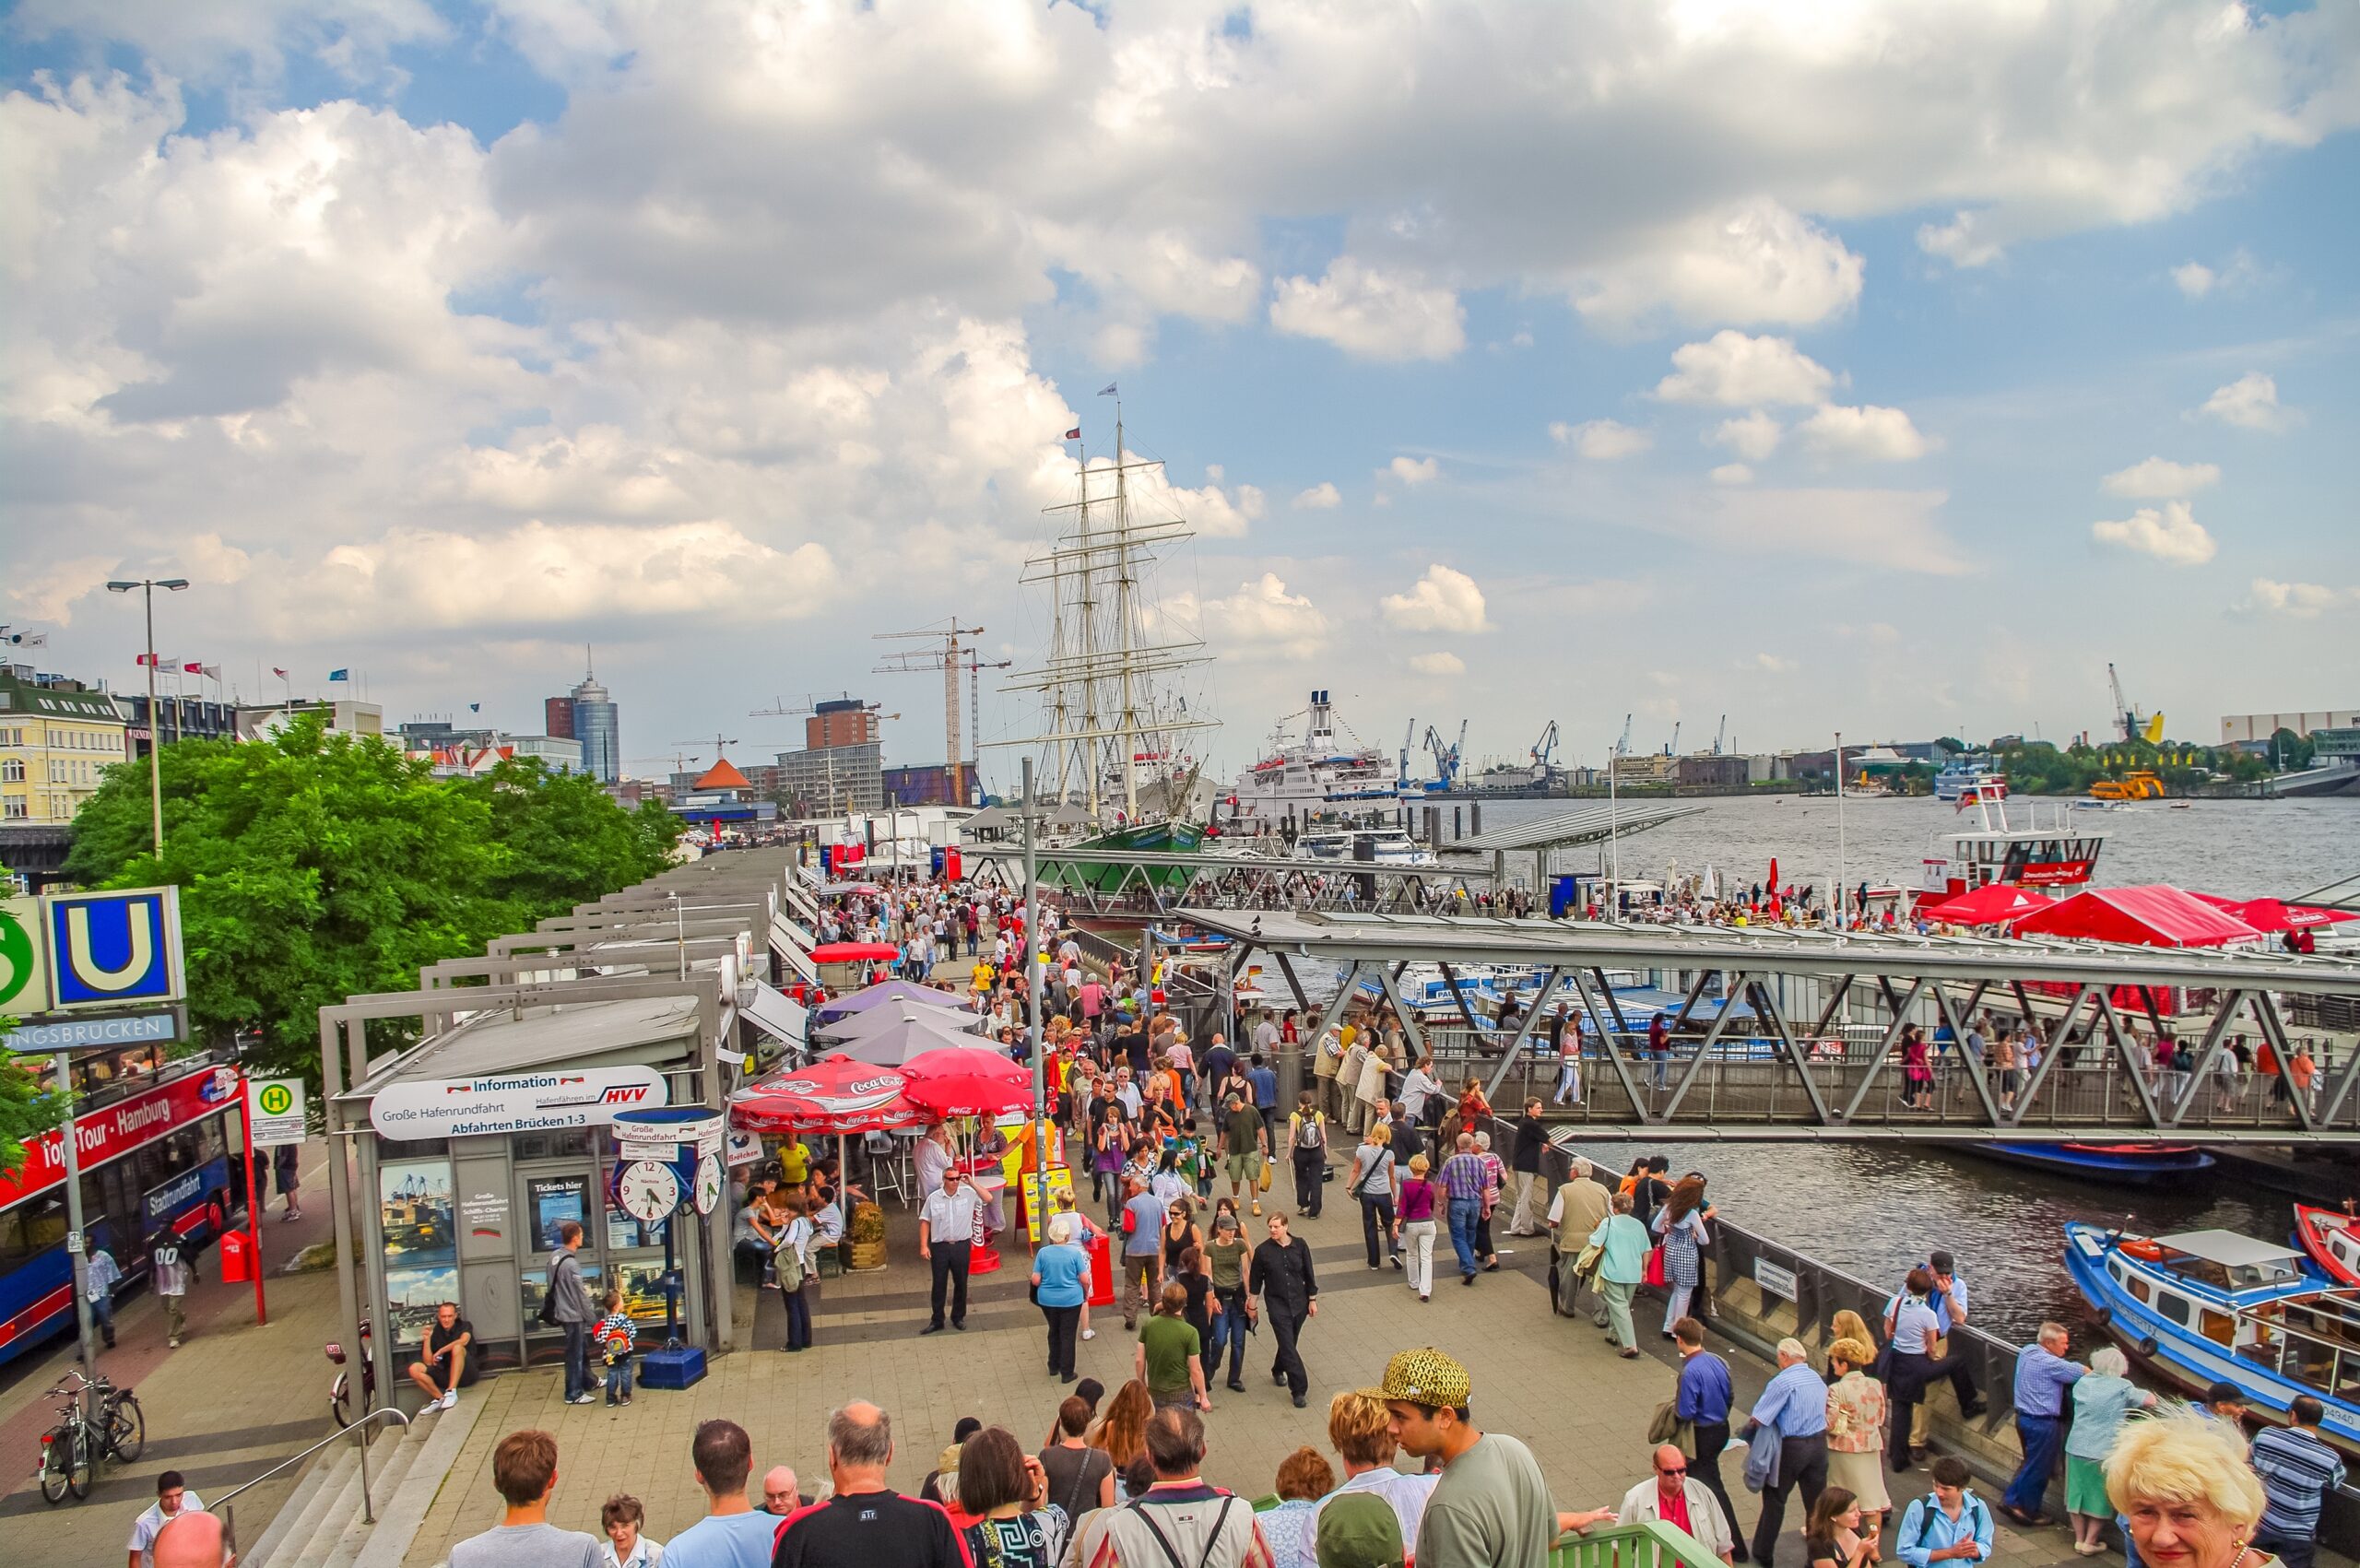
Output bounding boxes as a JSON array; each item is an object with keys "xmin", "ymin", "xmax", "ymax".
[{"xmin": 998, "ymin": 395, "xmax": 1218, "ymax": 832}]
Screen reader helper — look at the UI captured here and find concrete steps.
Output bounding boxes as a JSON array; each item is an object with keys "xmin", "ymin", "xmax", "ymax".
[{"xmin": 242, "ymin": 1394, "xmax": 484, "ymax": 1568}]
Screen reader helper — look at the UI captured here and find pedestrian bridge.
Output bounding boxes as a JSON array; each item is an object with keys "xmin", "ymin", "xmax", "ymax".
[{"xmin": 1183, "ymin": 906, "xmax": 2360, "ymax": 1144}]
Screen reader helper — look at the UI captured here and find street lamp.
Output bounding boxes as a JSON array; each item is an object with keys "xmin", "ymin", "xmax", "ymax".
[{"xmin": 105, "ymin": 577, "xmax": 189, "ymax": 857}]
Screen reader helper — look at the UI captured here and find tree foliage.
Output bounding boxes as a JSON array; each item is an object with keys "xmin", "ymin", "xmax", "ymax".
[{"xmin": 62, "ymin": 723, "xmax": 680, "ymax": 1082}]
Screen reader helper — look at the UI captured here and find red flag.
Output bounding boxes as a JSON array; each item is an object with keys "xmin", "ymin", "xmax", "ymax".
[
  {"xmin": 136, "ymin": 653, "xmax": 160, "ymax": 666},
  {"xmin": 272, "ymin": 666, "xmax": 289, "ymax": 678},
  {"xmin": 1064, "ymin": 426, "xmax": 1080, "ymax": 441},
  {"xmin": 182, "ymin": 661, "xmax": 204, "ymax": 673}
]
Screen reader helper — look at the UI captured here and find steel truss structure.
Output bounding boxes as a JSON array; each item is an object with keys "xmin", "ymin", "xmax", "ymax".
[
  {"xmin": 1181, "ymin": 907, "xmax": 2360, "ymax": 1144},
  {"xmin": 963, "ymin": 845, "xmax": 1502, "ymax": 918}
]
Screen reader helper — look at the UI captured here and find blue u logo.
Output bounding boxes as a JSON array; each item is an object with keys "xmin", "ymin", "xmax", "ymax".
[{"xmin": 44, "ymin": 889, "xmax": 181, "ymax": 1008}]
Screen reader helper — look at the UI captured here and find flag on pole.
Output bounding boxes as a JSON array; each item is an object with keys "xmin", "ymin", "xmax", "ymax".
[
  {"xmin": 1064, "ymin": 426, "xmax": 1080, "ymax": 441},
  {"xmin": 182, "ymin": 661, "xmax": 204, "ymax": 673},
  {"xmin": 136, "ymin": 653, "xmax": 174, "ymax": 667},
  {"xmin": 272, "ymin": 666, "xmax": 289, "ymax": 678},
  {"xmin": 202, "ymin": 665, "xmax": 220, "ymax": 679},
  {"xmin": 3, "ymin": 631, "xmax": 45, "ymax": 648},
  {"xmin": 329, "ymin": 668, "xmax": 349, "ymax": 682},
  {"xmin": 1097, "ymin": 383, "xmax": 1117, "ymax": 396}
]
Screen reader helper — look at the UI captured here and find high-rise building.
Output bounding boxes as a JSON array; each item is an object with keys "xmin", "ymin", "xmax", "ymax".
[
  {"xmin": 570, "ymin": 662, "xmax": 620, "ymax": 784},
  {"xmin": 807, "ymin": 698, "xmax": 879, "ymax": 751},
  {"xmin": 545, "ymin": 695, "xmax": 576, "ymax": 740}
]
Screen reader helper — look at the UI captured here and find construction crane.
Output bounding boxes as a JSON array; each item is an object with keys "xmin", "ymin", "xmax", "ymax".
[
  {"xmin": 2106, "ymin": 662, "xmax": 2165, "ymax": 744},
  {"xmin": 1666, "ymin": 721, "xmax": 1681, "ymax": 756},
  {"xmin": 875, "ymin": 619, "xmax": 985, "ymax": 807},
  {"xmin": 1713, "ymin": 714, "xmax": 1728, "ymax": 756},
  {"xmin": 961, "ymin": 648, "xmax": 1013, "ymax": 800},
  {"xmin": 749, "ymin": 691, "xmax": 876, "ymax": 719},
  {"xmin": 667, "ymin": 734, "xmax": 740, "ymax": 782},
  {"xmin": 1528, "ymin": 720, "xmax": 1560, "ymax": 772},
  {"xmin": 1400, "ymin": 718, "xmax": 1418, "ymax": 787}
]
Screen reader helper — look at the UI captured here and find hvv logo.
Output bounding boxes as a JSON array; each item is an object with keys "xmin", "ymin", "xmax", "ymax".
[{"xmin": 43, "ymin": 888, "xmax": 184, "ymax": 1010}]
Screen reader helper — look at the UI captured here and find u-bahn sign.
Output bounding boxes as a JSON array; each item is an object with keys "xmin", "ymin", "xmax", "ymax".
[{"xmin": 41, "ymin": 888, "xmax": 184, "ymax": 1011}]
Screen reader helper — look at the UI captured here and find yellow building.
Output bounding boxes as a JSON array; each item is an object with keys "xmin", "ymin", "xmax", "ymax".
[{"xmin": 0, "ymin": 672, "xmax": 130, "ymax": 825}]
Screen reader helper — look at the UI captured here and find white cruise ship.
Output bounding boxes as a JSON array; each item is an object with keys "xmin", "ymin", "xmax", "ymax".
[{"xmin": 1225, "ymin": 690, "xmax": 1397, "ymax": 822}]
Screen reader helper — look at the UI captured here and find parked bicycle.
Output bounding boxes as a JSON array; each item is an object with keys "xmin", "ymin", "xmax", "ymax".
[{"xmin": 35, "ymin": 1368, "xmax": 143, "ymax": 1505}]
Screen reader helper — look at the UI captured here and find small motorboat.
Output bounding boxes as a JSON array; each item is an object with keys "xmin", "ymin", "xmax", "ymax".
[
  {"xmin": 1969, "ymin": 1142, "xmax": 2215, "ymax": 1185},
  {"xmin": 2065, "ymin": 1223, "xmax": 2360, "ymax": 1449},
  {"xmin": 2295, "ymin": 1204, "xmax": 2360, "ymax": 1288}
]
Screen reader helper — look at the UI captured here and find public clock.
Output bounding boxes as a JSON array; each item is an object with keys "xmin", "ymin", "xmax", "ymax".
[
  {"xmin": 692, "ymin": 1153, "xmax": 724, "ymax": 1216},
  {"xmin": 616, "ymin": 1159, "xmax": 682, "ymax": 1222}
]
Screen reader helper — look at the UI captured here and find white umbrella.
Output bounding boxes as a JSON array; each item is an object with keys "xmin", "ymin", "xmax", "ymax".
[
  {"xmin": 815, "ymin": 1000, "xmax": 985, "ymax": 1043},
  {"xmin": 832, "ymin": 1014, "xmax": 1010, "ymax": 1067}
]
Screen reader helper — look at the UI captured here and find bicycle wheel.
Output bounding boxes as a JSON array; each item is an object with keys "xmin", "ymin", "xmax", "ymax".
[
  {"xmin": 38, "ymin": 1429, "xmax": 71, "ymax": 1505},
  {"xmin": 105, "ymin": 1395, "xmax": 145, "ymax": 1463},
  {"xmin": 65, "ymin": 1426, "xmax": 94, "ymax": 1500}
]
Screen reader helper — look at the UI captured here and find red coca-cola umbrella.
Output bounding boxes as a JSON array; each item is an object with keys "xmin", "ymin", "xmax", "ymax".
[
  {"xmin": 728, "ymin": 1055, "xmax": 921, "ymax": 1134},
  {"xmin": 903, "ymin": 1048, "xmax": 1032, "ymax": 1119}
]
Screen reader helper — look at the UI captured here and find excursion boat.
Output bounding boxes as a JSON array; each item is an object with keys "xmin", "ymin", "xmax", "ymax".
[
  {"xmin": 2064, "ymin": 1223, "xmax": 2360, "ymax": 1446},
  {"xmin": 1227, "ymin": 690, "xmax": 1398, "ymax": 823},
  {"xmin": 1921, "ymin": 792, "xmax": 2107, "ymax": 902},
  {"xmin": 1969, "ymin": 1143, "xmax": 2215, "ymax": 1185},
  {"xmin": 1293, "ymin": 828, "xmax": 1437, "ymax": 867},
  {"xmin": 2294, "ymin": 1205, "xmax": 2360, "ymax": 1288},
  {"xmin": 1932, "ymin": 759, "xmax": 2007, "ymax": 803}
]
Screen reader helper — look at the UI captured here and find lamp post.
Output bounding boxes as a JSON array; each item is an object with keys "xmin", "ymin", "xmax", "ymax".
[{"xmin": 105, "ymin": 577, "xmax": 189, "ymax": 858}]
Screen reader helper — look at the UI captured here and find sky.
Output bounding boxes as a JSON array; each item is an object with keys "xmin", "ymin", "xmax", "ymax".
[{"xmin": 4, "ymin": 0, "xmax": 2357, "ymax": 788}]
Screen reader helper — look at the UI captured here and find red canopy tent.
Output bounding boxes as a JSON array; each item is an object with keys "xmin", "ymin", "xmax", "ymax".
[
  {"xmin": 2186, "ymin": 893, "xmax": 2358, "ymax": 936},
  {"xmin": 2010, "ymin": 884, "xmax": 2264, "ymax": 948},
  {"xmin": 1923, "ymin": 884, "xmax": 2052, "ymax": 925}
]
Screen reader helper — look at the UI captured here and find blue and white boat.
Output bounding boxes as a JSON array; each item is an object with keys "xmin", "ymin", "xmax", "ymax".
[
  {"xmin": 2065, "ymin": 1223, "xmax": 2360, "ymax": 1450},
  {"xmin": 1933, "ymin": 759, "xmax": 2007, "ymax": 803},
  {"xmin": 1970, "ymin": 1143, "xmax": 2216, "ymax": 1186}
]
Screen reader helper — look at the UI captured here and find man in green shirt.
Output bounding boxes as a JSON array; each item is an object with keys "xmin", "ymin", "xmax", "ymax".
[
  {"xmin": 1136, "ymin": 1282, "xmax": 1210, "ymax": 1411},
  {"xmin": 1371, "ymin": 1348, "xmax": 1561, "ymax": 1568},
  {"xmin": 1221, "ymin": 1091, "xmax": 1268, "ymax": 1215}
]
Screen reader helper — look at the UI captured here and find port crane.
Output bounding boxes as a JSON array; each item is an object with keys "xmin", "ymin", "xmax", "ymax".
[
  {"xmin": 1422, "ymin": 721, "xmax": 1468, "ymax": 789},
  {"xmin": 1713, "ymin": 714, "xmax": 1728, "ymax": 756},
  {"xmin": 1614, "ymin": 713, "xmax": 1633, "ymax": 759},
  {"xmin": 1666, "ymin": 721, "xmax": 1681, "ymax": 756},
  {"xmin": 1528, "ymin": 720, "xmax": 1560, "ymax": 772},
  {"xmin": 1399, "ymin": 718, "xmax": 1417, "ymax": 788},
  {"xmin": 2106, "ymin": 662, "xmax": 2165, "ymax": 744}
]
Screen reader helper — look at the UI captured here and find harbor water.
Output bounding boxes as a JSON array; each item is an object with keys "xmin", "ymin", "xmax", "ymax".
[{"xmin": 1461, "ymin": 792, "xmax": 2356, "ymax": 1338}]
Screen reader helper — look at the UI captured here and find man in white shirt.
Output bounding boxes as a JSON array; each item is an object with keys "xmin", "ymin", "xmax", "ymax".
[
  {"xmin": 918, "ymin": 1167, "xmax": 983, "ymax": 1333},
  {"xmin": 128, "ymin": 1471, "xmax": 204, "ymax": 1568},
  {"xmin": 85, "ymin": 1235, "xmax": 123, "ymax": 1350},
  {"xmin": 1618, "ymin": 1444, "xmax": 1735, "ymax": 1564}
]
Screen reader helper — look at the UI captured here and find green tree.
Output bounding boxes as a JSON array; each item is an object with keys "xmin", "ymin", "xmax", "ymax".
[{"xmin": 62, "ymin": 722, "xmax": 680, "ymax": 1082}]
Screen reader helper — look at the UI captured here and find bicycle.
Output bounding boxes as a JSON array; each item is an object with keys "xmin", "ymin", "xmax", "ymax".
[
  {"xmin": 34, "ymin": 1369, "xmax": 144, "ymax": 1504},
  {"xmin": 88, "ymin": 1371, "xmax": 146, "ymax": 1465}
]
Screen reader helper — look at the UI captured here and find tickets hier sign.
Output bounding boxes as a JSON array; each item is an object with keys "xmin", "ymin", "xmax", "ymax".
[
  {"xmin": 369, "ymin": 1066, "xmax": 669, "ymax": 1140},
  {"xmin": 41, "ymin": 888, "xmax": 183, "ymax": 1011},
  {"xmin": 0, "ymin": 1064, "xmax": 243, "ymax": 1208}
]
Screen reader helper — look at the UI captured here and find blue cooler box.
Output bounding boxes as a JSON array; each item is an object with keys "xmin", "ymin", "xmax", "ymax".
[{"xmin": 638, "ymin": 1346, "xmax": 707, "ymax": 1389}]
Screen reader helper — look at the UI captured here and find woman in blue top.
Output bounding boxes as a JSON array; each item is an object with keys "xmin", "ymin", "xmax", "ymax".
[
  {"xmin": 1587, "ymin": 1191, "xmax": 1653, "ymax": 1357},
  {"xmin": 1651, "ymin": 1174, "xmax": 1710, "ymax": 1338},
  {"xmin": 1032, "ymin": 1213, "xmax": 1092, "ymax": 1383},
  {"xmin": 2064, "ymin": 1346, "xmax": 2154, "ymax": 1553}
]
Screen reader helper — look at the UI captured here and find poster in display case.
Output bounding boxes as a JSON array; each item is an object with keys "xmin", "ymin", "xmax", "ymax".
[
  {"xmin": 518, "ymin": 1263, "xmax": 604, "ymax": 1330},
  {"xmin": 527, "ymin": 1173, "xmax": 588, "ymax": 1250},
  {"xmin": 381, "ymin": 1159, "xmax": 456, "ymax": 1267},
  {"xmin": 384, "ymin": 1264, "xmax": 459, "ymax": 1346},
  {"xmin": 610, "ymin": 1257, "xmax": 675, "ymax": 1325}
]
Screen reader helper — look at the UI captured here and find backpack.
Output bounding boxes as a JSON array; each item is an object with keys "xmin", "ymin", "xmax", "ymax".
[
  {"xmin": 1294, "ymin": 1113, "xmax": 1325, "ymax": 1150},
  {"xmin": 775, "ymin": 1229, "xmax": 807, "ymax": 1293}
]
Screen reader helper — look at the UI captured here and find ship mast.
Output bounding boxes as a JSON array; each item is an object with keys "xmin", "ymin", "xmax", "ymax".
[{"xmin": 1112, "ymin": 400, "xmax": 1139, "ymax": 820}]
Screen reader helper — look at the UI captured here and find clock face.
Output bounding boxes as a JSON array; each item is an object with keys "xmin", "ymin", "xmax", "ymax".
[
  {"xmin": 617, "ymin": 1160, "xmax": 682, "ymax": 1222},
  {"xmin": 693, "ymin": 1154, "xmax": 724, "ymax": 1216}
]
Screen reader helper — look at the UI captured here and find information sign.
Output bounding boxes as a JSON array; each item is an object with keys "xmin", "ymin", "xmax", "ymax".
[{"xmin": 248, "ymin": 1077, "xmax": 308, "ymax": 1148}]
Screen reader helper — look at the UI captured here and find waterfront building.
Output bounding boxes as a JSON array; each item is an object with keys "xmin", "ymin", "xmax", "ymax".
[
  {"xmin": 773, "ymin": 740, "xmax": 883, "ymax": 813},
  {"xmin": 2219, "ymin": 709, "xmax": 2359, "ymax": 744},
  {"xmin": 0, "ymin": 668, "xmax": 130, "ymax": 826},
  {"xmin": 1675, "ymin": 755, "xmax": 1749, "ymax": 789}
]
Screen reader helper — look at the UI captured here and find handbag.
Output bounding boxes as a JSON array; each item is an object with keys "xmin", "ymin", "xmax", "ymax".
[
  {"xmin": 1574, "ymin": 1242, "xmax": 1605, "ymax": 1282},
  {"xmin": 1644, "ymin": 1244, "xmax": 1669, "ymax": 1289},
  {"xmin": 1646, "ymin": 1399, "xmax": 1696, "ymax": 1458},
  {"xmin": 1257, "ymin": 1160, "xmax": 1272, "ymax": 1194}
]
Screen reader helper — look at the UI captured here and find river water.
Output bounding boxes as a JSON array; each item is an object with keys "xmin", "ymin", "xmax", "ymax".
[{"xmin": 1469, "ymin": 793, "xmax": 2359, "ymax": 1338}]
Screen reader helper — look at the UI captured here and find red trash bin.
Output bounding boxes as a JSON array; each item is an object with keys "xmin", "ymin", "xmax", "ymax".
[
  {"xmin": 1086, "ymin": 1232, "xmax": 1115, "ymax": 1308},
  {"xmin": 218, "ymin": 1227, "xmax": 254, "ymax": 1284}
]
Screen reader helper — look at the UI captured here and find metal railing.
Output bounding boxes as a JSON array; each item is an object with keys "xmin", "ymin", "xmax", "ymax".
[
  {"xmin": 214, "ymin": 1405, "xmax": 411, "ymax": 1558},
  {"xmin": 1554, "ymin": 1518, "xmax": 1727, "ymax": 1568}
]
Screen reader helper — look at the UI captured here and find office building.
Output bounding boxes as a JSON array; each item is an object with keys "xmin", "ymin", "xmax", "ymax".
[
  {"xmin": 117, "ymin": 693, "xmax": 240, "ymax": 758},
  {"xmin": 807, "ymin": 698, "xmax": 879, "ymax": 751},
  {"xmin": 881, "ymin": 762, "xmax": 976, "ymax": 808},
  {"xmin": 545, "ymin": 695, "xmax": 576, "ymax": 740},
  {"xmin": 773, "ymin": 741, "xmax": 883, "ymax": 814},
  {"xmin": 570, "ymin": 668, "xmax": 620, "ymax": 784},
  {"xmin": 237, "ymin": 700, "xmax": 384, "ymax": 740}
]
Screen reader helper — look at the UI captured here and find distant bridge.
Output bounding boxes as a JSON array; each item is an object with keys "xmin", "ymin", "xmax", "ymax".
[{"xmin": 1182, "ymin": 906, "xmax": 2360, "ymax": 1144}]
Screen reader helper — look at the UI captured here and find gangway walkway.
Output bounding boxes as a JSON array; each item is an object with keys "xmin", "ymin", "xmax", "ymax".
[{"xmin": 1185, "ymin": 905, "xmax": 2360, "ymax": 1143}]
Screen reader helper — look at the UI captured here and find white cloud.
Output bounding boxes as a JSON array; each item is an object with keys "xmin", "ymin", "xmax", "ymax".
[
  {"xmin": 1381, "ymin": 564, "xmax": 1490, "ymax": 632},
  {"xmin": 1654, "ymin": 333, "xmax": 1837, "ymax": 407},
  {"xmin": 2245, "ymin": 578, "xmax": 2356, "ymax": 618},
  {"xmin": 1712, "ymin": 412, "xmax": 1783, "ymax": 462},
  {"xmin": 1385, "ymin": 455, "xmax": 1442, "ymax": 487},
  {"xmin": 2196, "ymin": 372, "xmax": 2295, "ymax": 431},
  {"xmin": 1408, "ymin": 651, "xmax": 1466, "ymax": 677},
  {"xmin": 1171, "ymin": 573, "xmax": 1329, "ymax": 657},
  {"xmin": 1292, "ymin": 482, "xmax": 1342, "ymax": 510},
  {"xmin": 2171, "ymin": 261, "xmax": 2217, "ymax": 299},
  {"xmin": 1750, "ymin": 653, "xmax": 1798, "ymax": 675},
  {"xmin": 1796, "ymin": 404, "xmax": 1931, "ymax": 463},
  {"xmin": 1709, "ymin": 463, "xmax": 1755, "ymax": 486},
  {"xmin": 1670, "ymin": 488, "xmax": 1967, "ymax": 575},
  {"xmin": 2092, "ymin": 501, "xmax": 2217, "ymax": 566},
  {"xmin": 1572, "ymin": 198, "xmax": 1863, "ymax": 327},
  {"xmin": 1916, "ymin": 210, "xmax": 2006, "ymax": 268},
  {"xmin": 1550, "ymin": 419, "xmax": 1652, "ymax": 460},
  {"xmin": 2172, "ymin": 250, "xmax": 2262, "ymax": 299},
  {"xmin": 1125, "ymin": 467, "xmax": 1264, "ymax": 539},
  {"xmin": 1269, "ymin": 258, "xmax": 1465, "ymax": 361},
  {"xmin": 2101, "ymin": 457, "xmax": 2222, "ymax": 499}
]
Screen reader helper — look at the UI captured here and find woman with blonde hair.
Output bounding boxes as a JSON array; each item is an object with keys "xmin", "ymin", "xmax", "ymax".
[
  {"xmin": 1823, "ymin": 1337, "xmax": 1892, "ymax": 1543},
  {"xmin": 2106, "ymin": 1408, "xmax": 2275, "ymax": 1568},
  {"xmin": 1394, "ymin": 1152, "xmax": 1440, "ymax": 1302}
]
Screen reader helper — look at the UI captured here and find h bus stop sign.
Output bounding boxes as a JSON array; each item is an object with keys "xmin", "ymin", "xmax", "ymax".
[{"xmin": 248, "ymin": 1077, "xmax": 307, "ymax": 1147}]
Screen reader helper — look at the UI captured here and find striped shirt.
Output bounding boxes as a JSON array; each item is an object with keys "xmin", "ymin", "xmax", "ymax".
[
  {"xmin": 1438, "ymin": 1152, "xmax": 1490, "ymax": 1201},
  {"xmin": 2252, "ymin": 1425, "xmax": 2347, "ymax": 1540}
]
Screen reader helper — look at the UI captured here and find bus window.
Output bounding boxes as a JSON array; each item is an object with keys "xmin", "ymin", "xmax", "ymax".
[{"xmin": 0, "ymin": 1197, "xmax": 68, "ymax": 1268}]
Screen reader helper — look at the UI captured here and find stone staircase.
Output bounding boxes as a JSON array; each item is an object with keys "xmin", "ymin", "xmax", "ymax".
[{"xmin": 238, "ymin": 1396, "xmax": 482, "ymax": 1568}]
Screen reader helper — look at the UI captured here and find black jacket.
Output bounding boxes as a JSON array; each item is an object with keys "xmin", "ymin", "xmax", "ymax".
[
  {"xmin": 1249, "ymin": 1236, "xmax": 1318, "ymax": 1313},
  {"xmin": 1511, "ymin": 1114, "xmax": 1546, "ymax": 1173}
]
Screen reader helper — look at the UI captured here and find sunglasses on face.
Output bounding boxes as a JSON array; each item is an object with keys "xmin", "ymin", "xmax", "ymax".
[{"xmin": 1656, "ymin": 1466, "xmax": 1686, "ymax": 1477}]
